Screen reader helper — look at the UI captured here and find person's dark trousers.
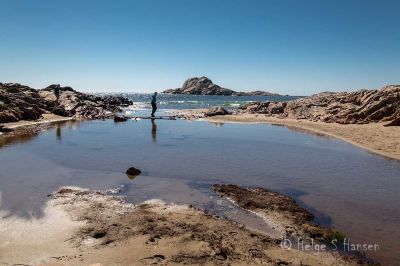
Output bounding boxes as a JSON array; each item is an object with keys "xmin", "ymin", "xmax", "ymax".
[{"xmin": 151, "ymin": 103, "xmax": 157, "ymax": 117}]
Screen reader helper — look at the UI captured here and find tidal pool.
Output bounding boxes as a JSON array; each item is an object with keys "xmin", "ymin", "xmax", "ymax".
[{"xmin": 0, "ymin": 119, "xmax": 399, "ymax": 264}]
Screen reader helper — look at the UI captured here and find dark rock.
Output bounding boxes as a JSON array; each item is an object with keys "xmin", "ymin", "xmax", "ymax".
[
  {"xmin": 126, "ymin": 167, "xmax": 141, "ymax": 176},
  {"xmin": 52, "ymin": 106, "xmax": 71, "ymax": 116},
  {"xmin": 114, "ymin": 116, "xmax": 128, "ymax": 122}
]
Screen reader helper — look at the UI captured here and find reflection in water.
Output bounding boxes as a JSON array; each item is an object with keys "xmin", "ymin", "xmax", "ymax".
[
  {"xmin": 0, "ymin": 120, "xmax": 80, "ymax": 149},
  {"xmin": 0, "ymin": 132, "xmax": 39, "ymax": 149},
  {"xmin": 151, "ymin": 119, "xmax": 157, "ymax": 142},
  {"xmin": 270, "ymin": 123, "xmax": 330, "ymax": 139},
  {"xmin": 56, "ymin": 125, "xmax": 62, "ymax": 142},
  {"xmin": 126, "ymin": 174, "xmax": 139, "ymax": 180},
  {"xmin": 209, "ymin": 122, "xmax": 224, "ymax": 127}
]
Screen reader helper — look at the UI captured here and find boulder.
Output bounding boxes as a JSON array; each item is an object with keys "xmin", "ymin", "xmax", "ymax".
[{"xmin": 204, "ymin": 107, "xmax": 231, "ymax": 117}]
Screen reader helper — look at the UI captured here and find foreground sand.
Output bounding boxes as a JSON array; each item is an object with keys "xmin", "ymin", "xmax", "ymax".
[{"xmin": 0, "ymin": 186, "xmax": 370, "ymax": 265}]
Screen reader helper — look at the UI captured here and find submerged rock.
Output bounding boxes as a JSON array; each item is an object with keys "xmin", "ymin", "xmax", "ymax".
[{"xmin": 126, "ymin": 167, "xmax": 141, "ymax": 176}]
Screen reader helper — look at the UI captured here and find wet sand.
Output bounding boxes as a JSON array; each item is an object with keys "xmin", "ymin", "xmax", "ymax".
[{"xmin": 0, "ymin": 186, "xmax": 372, "ymax": 265}]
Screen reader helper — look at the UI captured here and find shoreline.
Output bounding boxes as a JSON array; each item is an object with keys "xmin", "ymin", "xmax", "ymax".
[{"xmin": 202, "ymin": 114, "xmax": 400, "ymax": 161}]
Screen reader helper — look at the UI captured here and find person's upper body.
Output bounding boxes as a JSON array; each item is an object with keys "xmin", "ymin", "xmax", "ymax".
[{"xmin": 151, "ymin": 92, "xmax": 157, "ymax": 105}]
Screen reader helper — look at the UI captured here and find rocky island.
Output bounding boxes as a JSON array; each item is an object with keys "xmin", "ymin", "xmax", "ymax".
[{"xmin": 163, "ymin": 76, "xmax": 281, "ymax": 96}]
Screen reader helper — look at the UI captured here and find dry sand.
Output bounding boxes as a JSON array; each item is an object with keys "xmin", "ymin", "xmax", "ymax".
[{"xmin": 0, "ymin": 186, "xmax": 371, "ymax": 265}]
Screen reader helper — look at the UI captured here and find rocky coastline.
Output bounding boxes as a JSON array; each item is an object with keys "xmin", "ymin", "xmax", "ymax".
[
  {"xmin": 163, "ymin": 76, "xmax": 281, "ymax": 96},
  {"xmin": 0, "ymin": 83, "xmax": 132, "ymax": 125},
  {"xmin": 236, "ymin": 85, "xmax": 400, "ymax": 126}
]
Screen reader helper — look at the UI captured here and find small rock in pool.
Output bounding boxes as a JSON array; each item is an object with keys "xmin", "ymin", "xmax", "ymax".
[
  {"xmin": 114, "ymin": 116, "xmax": 128, "ymax": 122},
  {"xmin": 126, "ymin": 167, "xmax": 142, "ymax": 176}
]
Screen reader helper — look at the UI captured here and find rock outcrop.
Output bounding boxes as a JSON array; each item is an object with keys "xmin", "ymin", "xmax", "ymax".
[
  {"xmin": 238, "ymin": 85, "xmax": 400, "ymax": 126},
  {"xmin": 0, "ymin": 83, "xmax": 55, "ymax": 123},
  {"xmin": 0, "ymin": 83, "xmax": 132, "ymax": 123},
  {"xmin": 163, "ymin": 77, "xmax": 280, "ymax": 96}
]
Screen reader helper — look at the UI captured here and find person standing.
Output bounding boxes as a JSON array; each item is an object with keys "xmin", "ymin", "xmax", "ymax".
[{"xmin": 151, "ymin": 92, "xmax": 158, "ymax": 117}]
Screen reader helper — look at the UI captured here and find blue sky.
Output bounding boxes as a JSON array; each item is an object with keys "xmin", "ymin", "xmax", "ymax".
[{"xmin": 0, "ymin": 0, "xmax": 399, "ymax": 95}]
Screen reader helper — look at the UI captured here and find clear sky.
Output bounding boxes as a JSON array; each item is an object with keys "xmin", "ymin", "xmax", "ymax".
[{"xmin": 0, "ymin": 0, "xmax": 399, "ymax": 95}]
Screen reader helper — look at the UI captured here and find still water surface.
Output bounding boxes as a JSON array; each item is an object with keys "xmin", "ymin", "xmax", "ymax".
[{"xmin": 0, "ymin": 119, "xmax": 399, "ymax": 264}]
